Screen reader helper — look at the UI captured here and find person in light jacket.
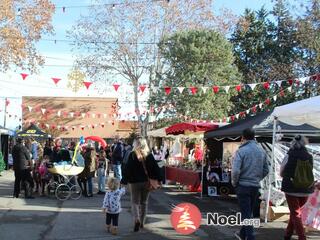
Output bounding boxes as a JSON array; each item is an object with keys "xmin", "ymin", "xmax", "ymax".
[{"xmin": 232, "ymin": 128, "xmax": 269, "ymax": 240}]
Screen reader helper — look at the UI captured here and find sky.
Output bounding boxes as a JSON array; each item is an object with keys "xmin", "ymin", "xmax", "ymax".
[{"xmin": 0, "ymin": 0, "xmax": 300, "ymax": 130}]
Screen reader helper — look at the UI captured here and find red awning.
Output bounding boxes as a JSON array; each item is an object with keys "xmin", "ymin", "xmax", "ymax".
[{"xmin": 165, "ymin": 122, "xmax": 218, "ymax": 135}]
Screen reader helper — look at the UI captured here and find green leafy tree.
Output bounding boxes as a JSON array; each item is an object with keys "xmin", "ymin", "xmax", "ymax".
[
  {"xmin": 0, "ymin": 152, "xmax": 5, "ymax": 174},
  {"xmin": 297, "ymin": 0, "xmax": 320, "ymax": 75},
  {"xmin": 150, "ymin": 30, "xmax": 240, "ymax": 122},
  {"xmin": 230, "ymin": 1, "xmax": 307, "ymax": 114}
]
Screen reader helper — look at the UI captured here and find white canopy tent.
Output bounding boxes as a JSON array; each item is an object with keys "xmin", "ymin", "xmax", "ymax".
[
  {"xmin": 265, "ymin": 96, "xmax": 320, "ymax": 223},
  {"xmin": 271, "ymin": 96, "xmax": 320, "ymax": 128}
]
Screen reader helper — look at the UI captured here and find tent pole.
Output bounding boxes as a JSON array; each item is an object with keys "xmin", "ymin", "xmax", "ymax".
[
  {"xmin": 265, "ymin": 117, "xmax": 277, "ymax": 223},
  {"xmin": 200, "ymin": 137, "xmax": 205, "ymax": 199}
]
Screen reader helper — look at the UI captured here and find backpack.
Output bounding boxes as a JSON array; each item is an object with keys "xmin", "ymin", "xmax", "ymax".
[{"xmin": 292, "ymin": 159, "xmax": 314, "ymax": 189}]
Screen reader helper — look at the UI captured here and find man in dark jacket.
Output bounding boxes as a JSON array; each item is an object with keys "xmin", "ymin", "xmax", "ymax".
[
  {"xmin": 111, "ymin": 139, "xmax": 124, "ymax": 180},
  {"xmin": 12, "ymin": 138, "xmax": 34, "ymax": 198}
]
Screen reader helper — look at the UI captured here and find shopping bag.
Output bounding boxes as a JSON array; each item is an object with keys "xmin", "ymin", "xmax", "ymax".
[{"xmin": 301, "ymin": 189, "xmax": 320, "ymax": 230}]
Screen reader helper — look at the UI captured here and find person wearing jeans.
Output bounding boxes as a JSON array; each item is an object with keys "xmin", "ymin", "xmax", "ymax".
[
  {"xmin": 111, "ymin": 140, "xmax": 124, "ymax": 180},
  {"xmin": 113, "ymin": 164, "xmax": 122, "ymax": 180},
  {"xmin": 232, "ymin": 128, "xmax": 269, "ymax": 240},
  {"xmin": 235, "ymin": 185, "xmax": 259, "ymax": 239},
  {"xmin": 97, "ymin": 150, "xmax": 108, "ymax": 194},
  {"xmin": 280, "ymin": 135, "xmax": 314, "ymax": 240}
]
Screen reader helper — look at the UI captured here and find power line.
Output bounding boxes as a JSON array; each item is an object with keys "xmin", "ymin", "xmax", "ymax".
[{"xmin": 0, "ymin": 0, "xmax": 168, "ymax": 12}]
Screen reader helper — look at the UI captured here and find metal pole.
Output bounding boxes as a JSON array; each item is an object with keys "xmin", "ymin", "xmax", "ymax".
[
  {"xmin": 3, "ymin": 98, "xmax": 7, "ymax": 128},
  {"xmin": 265, "ymin": 117, "xmax": 277, "ymax": 223},
  {"xmin": 200, "ymin": 137, "xmax": 205, "ymax": 199}
]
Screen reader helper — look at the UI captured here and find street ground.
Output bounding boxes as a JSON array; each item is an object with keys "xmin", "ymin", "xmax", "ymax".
[{"xmin": 0, "ymin": 170, "xmax": 319, "ymax": 240}]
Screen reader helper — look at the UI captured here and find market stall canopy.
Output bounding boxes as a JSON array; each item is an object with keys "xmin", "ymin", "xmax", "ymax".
[
  {"xmin": 0, "ymin": 126, "xmax": 14, "ymax": 135},
  {"xmin": 17, "ymin": 124, "xmax": 50, "ymax": 138},
  {"xmin": 204, "ymin": 111, "xmax": 320, "ymax": 140},
  {"xmin": 166, "ymin": 122, "xmax": 219, "ymax": 135},
  {"xmin": 147, "ymin": 127, "xmax": 168, "ymax": 138},
  {"xmin": 271, "ymin": 96, "xmax": 320, "ymax": 128}
]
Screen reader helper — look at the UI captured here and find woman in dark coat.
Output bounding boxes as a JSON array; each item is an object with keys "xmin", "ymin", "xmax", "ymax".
[
  {"xmin": 280, "ymin": 135, "xmax": 314, "ymax": 240},
  {"xmin": 122, "ymin": 138, "xmax": 161, "ymax": 232},
  {"xmin": 78, "ymin": 147, "xmax": 96, "ymax": 197}
]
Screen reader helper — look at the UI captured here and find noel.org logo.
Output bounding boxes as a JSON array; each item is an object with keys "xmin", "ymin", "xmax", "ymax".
[{"xmin": 170, "ymin": 203, "xmax": 201, "ymax": 235}]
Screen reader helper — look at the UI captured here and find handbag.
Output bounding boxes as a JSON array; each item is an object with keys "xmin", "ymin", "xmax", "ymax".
[{"xmin": 141, "ymin": 159, "xmax": 161, "ymax": 191}]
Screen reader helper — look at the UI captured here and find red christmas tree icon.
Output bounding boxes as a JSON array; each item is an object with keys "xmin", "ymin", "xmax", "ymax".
[
  {"xmin": 177, "ymin": 207, "xmax": 196, "ymax": 231},
  {"xmin": 171, "ymin": 203, "xmax": 201, "ymax": 235}
]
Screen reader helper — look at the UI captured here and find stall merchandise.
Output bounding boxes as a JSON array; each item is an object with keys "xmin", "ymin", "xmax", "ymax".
[
  {"xmin": 165, "ymin": 122, "xmax": 219, "ymax": 197},
  {"xmin": 204, "ymin": 97, "xmax": 320, "ymax": 222},
  {"xmin": 166, "ymin": 166, "xmax": 201, "ymax": 191}
]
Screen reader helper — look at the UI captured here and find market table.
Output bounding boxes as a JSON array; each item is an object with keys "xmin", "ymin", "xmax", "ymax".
[{"xmin": 165, "ymin": 166, "xmax": 201, "ymax": 190}]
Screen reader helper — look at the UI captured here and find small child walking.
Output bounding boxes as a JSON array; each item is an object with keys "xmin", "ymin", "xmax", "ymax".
[{"xmin": 102, "ymin": 177, "xmax": 125, "ymax": 235}]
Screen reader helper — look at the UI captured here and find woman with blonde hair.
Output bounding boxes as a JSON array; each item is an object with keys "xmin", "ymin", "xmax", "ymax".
[{"xmin": 122, "ymin": 138, "xmax": 161, "ymax": 232}]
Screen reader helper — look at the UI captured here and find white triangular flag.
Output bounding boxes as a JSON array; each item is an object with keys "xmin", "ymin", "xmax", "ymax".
[
  {"xmin": 248, "ymin": 83, "xmax": 258, "ymax": 90},
  {"xmin": 70, "ymin": 112, "xmax": 74, "ymax": 118},
  {"xmin": 246, "ymin": 109, "xmax": 250, "ymax": 114},
  {"xmin": 152, "ymin": 87, "xmax": 159, "ymax": 93},
  {"xmin": 273, "ymin": 95, "xmax": 277, "ymax": 101},
  {"xmin": 299, "ymin": 77, "xmax": 308, "ymax": 84},
  {"xmin": 92, "ymin": 113, "xmax": 96, "ymax": 118},
  {"xmin": 201, "ymin": 87, "xmax": 208, "ymax": 94},
  {"xmin": 103, "ymin": 113, "xmax": 107, "ymax": 119},
  {"xmin": 45, "ymin": 124, "xmax": 49, "ymax": 129},
  {"xmin": 224, "ymin": 86, "xmax": 230, "ymax": 93},
  {"xmin": 259, "ymin": 103, "xmax": 263, "ymax": 109},
  {"xmin": 41, "ymin": 108, "xmax": 46, "ymax": 115},
  {"xmin": 236, "ymin": 113, "xmax": 240, "ymax": 119},
  {"xmin": 177, "ymin": 87, "xmax": 185, "ymax": 94},
  {"xmin": 81, "ymin": 113, "xmax": 86, "ymax": 118},
  {"xmin": 57, "ymin": 110, "xmax": 61, "ymax": 117},
  {"xmin": 57, "ymin": 125, "xmax": 61, "ymax": 130},
  {"xmin": 27, "ymin": 106, "xmax": 33, "ymax": 112},
  {"xmin": 276, "ymin": 81, "xmax": 283, "ymax": 88},
  {"xmin": 288, "ymin": 86, "xmax": 292, "ymax": 92},
  {"xmin": 226, "ymin": 117, "xmax": 230, "ymax": 122}
]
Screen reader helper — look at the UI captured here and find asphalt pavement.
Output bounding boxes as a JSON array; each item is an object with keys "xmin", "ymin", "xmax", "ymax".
[{"xmin": 0, "ymin": 170, "xmax": 319, "ymax": 240}]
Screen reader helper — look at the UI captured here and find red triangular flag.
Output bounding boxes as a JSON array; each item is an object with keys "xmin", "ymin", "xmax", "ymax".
[
  {"xmin": 139, "ymin": 85, "xmax": 147, "ymax": 93},
  {"xmin": 83, "ymin": 81, "xmax": 93, "ymax": 90},
  {"xmin": 212, "ymin": 86, "xmax": 219, "ymax": 94},
  {"xmin": 52, "ymin": 77, "xmax": 61, "ymax": 85},
  {"xmin": 190, "ymin": 87, "xmax": 198, "ymax": 95},
  {"xmin": 288, "ymin": 79, "xmax": 293, "ymax": 85},
  {"xmin": 240, "ymin": 111, "xmax": 246, "ymax": 117},
  {"xmin": 164, "ymin": 87, "xmax": 171, "ymax": 95},
  {"xmin": 235, "ymin": 85, "xmax": 242, "ymax": 92},
  {"xmin": 265, "ymin": 98, "xmax": 271, "ymax": 105},
  {"xmin": 21, "ymin": 73, "xmax": 28, "ymax": 80},
  {"xmin": 231, "ymin": 115, "xmax": 235, "ymax": 122},
  {"xmin": 5, "ymin": 99, "xmax": 10, "ymax": 106},
  {"xmin": 251, "ymin": 105, "xmax": 257, "ymax": 113},
  {"xmin": 263, "ymin": 82, "xmax": 270, "ymax": 90},
  {"xmin": 113, "ymin": 84, "xmax": 120, "ymax": 92}
]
